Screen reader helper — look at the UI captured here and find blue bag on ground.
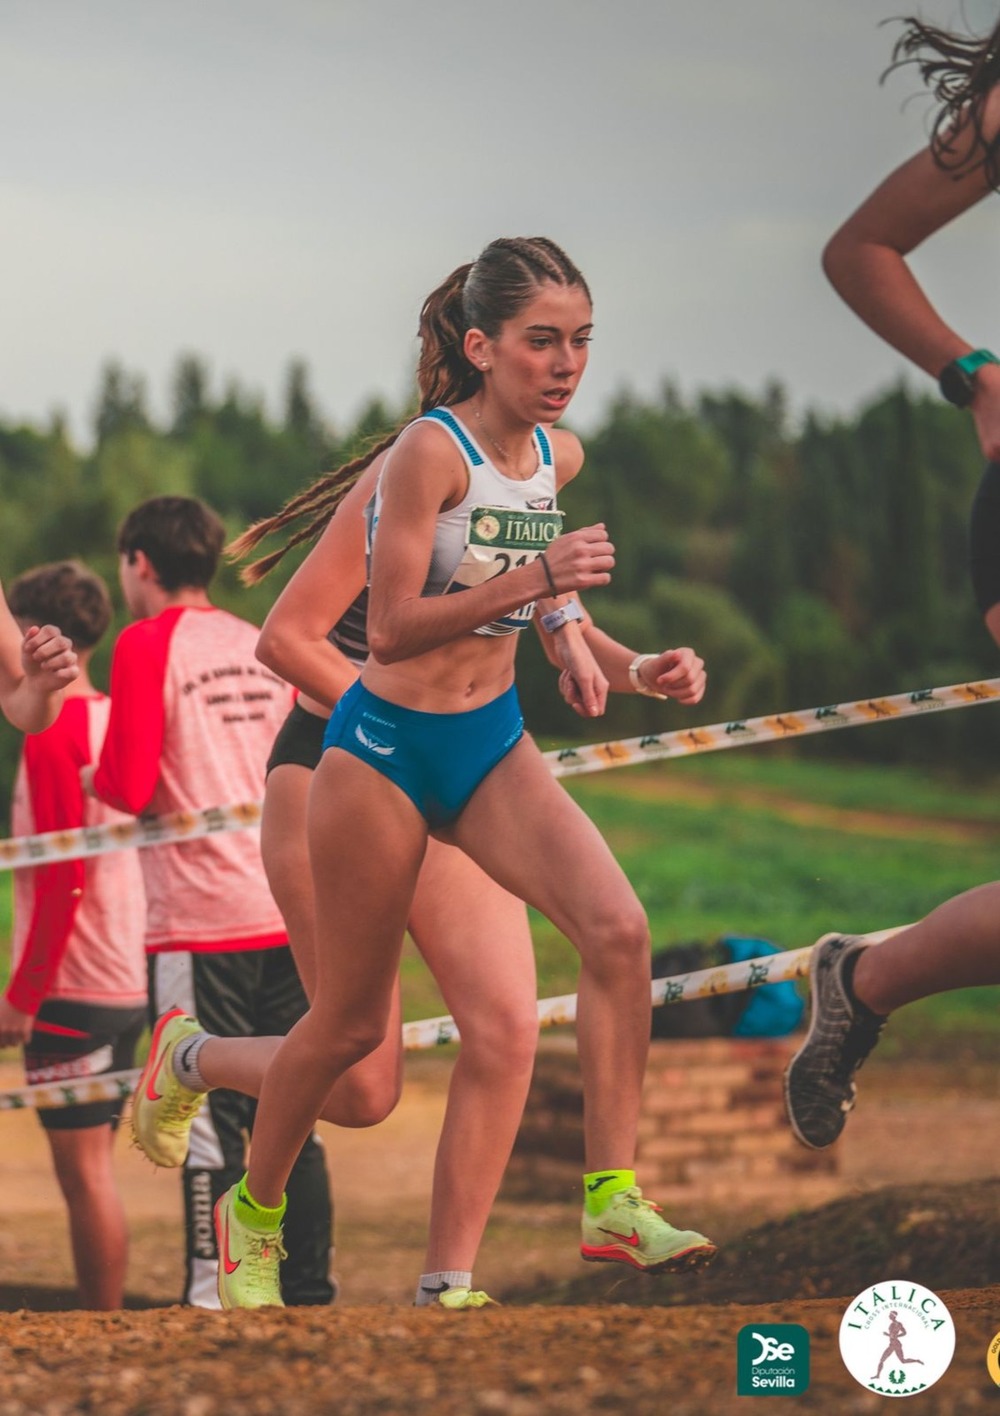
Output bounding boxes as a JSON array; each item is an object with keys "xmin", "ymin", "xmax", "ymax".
[
  {"xmin": 721, "ymin": 934, "xmax": 805, "ymax": 1038},
  {"xmin": 650, "ymin": 935, "xmax": 804, "ymax": 1039}
]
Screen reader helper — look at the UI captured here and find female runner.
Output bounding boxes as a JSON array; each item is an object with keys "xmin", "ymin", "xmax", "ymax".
[
  {"xmin": 134, "ymin": 449, "xmax": 708, "ymax": 1308},
  {"xmin": 135, "ymin": 455, "xmax": 543, "ymax": 1309},
  {"xmin": 143, "ymin": 236, "xmax": 716, "ymax": 1308}
]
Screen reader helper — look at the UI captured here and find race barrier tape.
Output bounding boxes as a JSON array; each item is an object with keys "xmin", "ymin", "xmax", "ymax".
[
  {"xmin": 546, "ymin": 677, "xmax": 1000, "ymax": 778},
  {"xmin": 0, "ymin": 676, "xmax": 996, "ymax": 870},
  {"xmin": 0, "ymin": 800, "xmax": 265, "ymax": 873},
  {"xmin": 0, "ymin": 925, "xmax": 902, "ymax": 1112}
]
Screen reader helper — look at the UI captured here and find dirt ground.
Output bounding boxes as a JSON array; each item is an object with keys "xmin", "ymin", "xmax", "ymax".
[{"xmin": 2, "ymin": 1052, "xmax": 1000, "ymax": 1414}]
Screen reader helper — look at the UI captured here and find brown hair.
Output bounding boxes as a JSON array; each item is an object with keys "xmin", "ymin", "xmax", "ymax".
[
  {"xmin": 7, "ymin": 560, "xmax": 113, "ymax": 650},
  {"xmin": 228, "ymin": 237, "xmax": 590, "ymax": 583},
  {"xmin": 118, "ymin": 496, "xmax": 225, "ymax": 592},
  {"xmin": 886, "ymin": 15, "xmax": 1000, "ymax": 188}
]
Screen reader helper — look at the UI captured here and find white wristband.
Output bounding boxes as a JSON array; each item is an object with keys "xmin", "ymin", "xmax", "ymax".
[
  {"xmin": 628, "ymin": 653, "xmax": 668, "ymax": 699},
  {"xmin": 539, "ymin": 599, "xmax": 584, "ymax": 633}
]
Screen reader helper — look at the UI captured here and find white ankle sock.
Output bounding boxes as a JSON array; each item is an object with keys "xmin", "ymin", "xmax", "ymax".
[
  {"xmin": 172, "ymin": 1031, "xmax": 210, "ymax": 1091},
  {"xmin": 414, "ymin": 1270, "xmax": 472, "ymax": 1306}
]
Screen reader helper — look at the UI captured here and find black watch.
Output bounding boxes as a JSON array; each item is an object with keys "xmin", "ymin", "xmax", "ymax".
[{"xmin": 938, "ymin": 349, "xmax": 1000, "ymax": 408}]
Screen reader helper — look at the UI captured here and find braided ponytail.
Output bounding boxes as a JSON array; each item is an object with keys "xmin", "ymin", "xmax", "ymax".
[
  {"xmin": 226, "ymin": 428, "xmax": 401, "ymax": 584},
  {"xmin": 228, "ymin": 263, "xmax": 481, "ymax": 584}
]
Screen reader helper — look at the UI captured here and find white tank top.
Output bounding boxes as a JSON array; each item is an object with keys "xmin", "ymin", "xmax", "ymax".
[{"xmin": 368, "ymin": 406, "xmax": 562, "ymax": 636}]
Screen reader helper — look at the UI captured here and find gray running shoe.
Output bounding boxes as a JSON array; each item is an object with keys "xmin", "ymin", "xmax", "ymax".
[{"xmin": 784, "ymin": 933, "xmax": 888, "ymax": 1150}]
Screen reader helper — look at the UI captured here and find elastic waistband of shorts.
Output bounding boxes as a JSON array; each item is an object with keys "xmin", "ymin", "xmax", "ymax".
[{"xmin": 351, "ymin": 678, "xmax": 520, "ymax": 724}]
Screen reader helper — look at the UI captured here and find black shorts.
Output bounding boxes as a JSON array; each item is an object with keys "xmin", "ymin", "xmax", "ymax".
[
  {"xmin": 266, "ymin": 702, "xmax": 328, "ymax": 776},
  {"xmin": 25, "ymin": 999, "xmax": 147, "ymax": 1132}
]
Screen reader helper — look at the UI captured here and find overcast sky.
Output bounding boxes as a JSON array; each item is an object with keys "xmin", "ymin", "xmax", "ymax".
[{"xmin": 4, "ymin": 0, "xmax": 1000, "ymax": 442}]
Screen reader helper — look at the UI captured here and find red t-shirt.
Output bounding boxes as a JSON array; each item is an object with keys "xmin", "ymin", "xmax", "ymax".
[
  {"xmin": 9, "ymin": 695, "xmax": 147, "ymax": 1013},
  {"xmin": 93, "ymin": 605, "xmax": 293, "ymax": 954}
]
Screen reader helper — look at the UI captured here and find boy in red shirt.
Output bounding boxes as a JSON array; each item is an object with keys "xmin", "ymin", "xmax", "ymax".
[
  {"xmin": 89, "ymin": 497, "xmax": 334, "ymax": 1308},
  {"xmin": 0, "ymin": 561, "xmax": 146, "ymax": 1309}
]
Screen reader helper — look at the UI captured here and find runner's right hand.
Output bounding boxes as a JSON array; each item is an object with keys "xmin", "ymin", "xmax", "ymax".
[{"xmin": 541, "ymin": 524, "xmax": 614, "ymax": 593}]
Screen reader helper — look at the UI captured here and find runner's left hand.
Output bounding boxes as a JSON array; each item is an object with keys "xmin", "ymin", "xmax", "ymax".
[
  {"xmin": 643, "ymin": 647, "xmax": 707, "ymax": 705},
  {"xmin": 558, "ymin": 665, "xmax": 610, "ymax": 718},
  {"xmin": 550, "ymin": 630, "xmax": 609, "ymax": 717}
]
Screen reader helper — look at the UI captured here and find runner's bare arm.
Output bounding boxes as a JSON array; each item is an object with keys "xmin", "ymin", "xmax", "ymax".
[
  {"xmin": 368, "ymin": 423, "xmax": 613, "ymax": 663},
  {"xmin": 824, "ymin": 89, "xmax": 1000, "ymax": 457},
  {"xmin": 536, "ymin": 602, "xmax": 706, "ymax": 714},
  {"xmin": 256, "ymin": 463, "xmax": 380, "ymax": 707},
  {"xmin": 824, "ymin": 144, "xmax": 994, "ymax": 376}
]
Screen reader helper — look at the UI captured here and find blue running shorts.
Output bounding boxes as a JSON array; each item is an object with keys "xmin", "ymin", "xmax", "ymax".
[{"xmin": 322, "ymin": 680, "xmax": 524, "ymax": 827}]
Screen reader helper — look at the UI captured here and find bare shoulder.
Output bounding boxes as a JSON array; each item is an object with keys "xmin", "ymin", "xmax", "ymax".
[
  {"xmin": 390, "ymin": 416, "xmax": 466, "ymax": 468},
  {"xmin": 380, "ymin": 416, "xmax": 469, "ymax": 508},
  {"xmin": 552, "ymin": 427, "xmax": 585, "ymax": 489}
]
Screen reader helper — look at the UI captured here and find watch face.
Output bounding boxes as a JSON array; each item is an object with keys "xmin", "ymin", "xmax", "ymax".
[{"xmin": 940, "ymin": 361, "xmax": 976, "ymax": 408}]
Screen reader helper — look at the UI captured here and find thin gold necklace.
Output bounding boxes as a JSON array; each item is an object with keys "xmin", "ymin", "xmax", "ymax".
[{"xmin": 473, "ymin": 401, "xmax": 534, "ymax": 478}]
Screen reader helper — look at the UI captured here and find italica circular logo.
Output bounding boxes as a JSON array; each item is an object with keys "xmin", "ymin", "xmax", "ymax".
[
  {"xmin": 839, "ymin": 1282, "xmax": 954, "ymax": 1397},
  {"xmin": 474, "ymin": 514, "xmax": 501, "ymax": 542}
]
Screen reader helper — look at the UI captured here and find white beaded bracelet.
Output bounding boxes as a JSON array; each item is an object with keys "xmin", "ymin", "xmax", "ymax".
[{"xmin": 628, "ymin": 653, "xmax": 668, "ymax": 699}]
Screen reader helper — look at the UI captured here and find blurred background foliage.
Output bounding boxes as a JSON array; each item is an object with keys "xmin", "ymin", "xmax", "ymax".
[{"xmin": 1, "ymin": 357, "xmax": 996, "ymax": 825}]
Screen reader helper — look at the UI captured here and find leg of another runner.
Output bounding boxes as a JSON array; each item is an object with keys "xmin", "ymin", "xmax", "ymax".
[{"xmin": 47, "ymin": 1124, "xmax": 128, "ymax": 1310}]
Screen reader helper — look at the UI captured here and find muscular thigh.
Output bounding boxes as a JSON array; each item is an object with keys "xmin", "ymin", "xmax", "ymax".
[
  {"xmin": 409, "ymin": 838, "xmax": 537, "ymax": 1029},
  {"xmin": 307, "ymin": 747, "xmax": 428, "ymax": 1021},
  {"xmin": 440, "ymin": 734, "xmax": 639, "ymax": 944}
]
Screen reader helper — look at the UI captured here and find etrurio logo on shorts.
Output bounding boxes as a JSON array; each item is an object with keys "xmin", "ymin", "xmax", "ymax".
[
  {"xmin": 736, "ymin": 1323, "xmax": 810, "ymax": 1396},
  {"xmin": 839, "ymin": 1281, "xmax": 954, "ymax": 1396}
]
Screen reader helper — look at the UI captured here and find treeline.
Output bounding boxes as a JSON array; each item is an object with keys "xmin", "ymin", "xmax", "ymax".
[{"xmin": 0, "ymin": 356, "xmax": 996, "ymax": 823}]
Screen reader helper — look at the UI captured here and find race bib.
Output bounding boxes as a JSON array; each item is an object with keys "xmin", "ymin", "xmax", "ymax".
[{"xmin": 446, "ymin": 505, "xmax": 565, "ymax": 636}]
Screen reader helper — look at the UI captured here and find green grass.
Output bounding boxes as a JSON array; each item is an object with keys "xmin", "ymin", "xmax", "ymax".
[
  {"xmin": 653, "ymin": 747, "xmax": 1000, "ymax": 822},
  {"xmin": 557, "ymin": 768, "xmax": 1000, "ymax": 1049},
  {"xmin": 5, "ymin": 754, "xmax": 1000, "ymax": 1043},
  {"xmin": 400, "ymin": 754, "xmax": 1000, "ymax": 1039}
]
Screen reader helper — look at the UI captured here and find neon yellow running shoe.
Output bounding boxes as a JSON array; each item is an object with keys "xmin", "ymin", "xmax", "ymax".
[
  {"xmin": 581, "ymin": 1186, "xmax": 717, "ymax": 1273},
  {"xmin": 436, "ymin": 1288, "xmax": 499, "ymax": 1310},
  {"xmin": 130, "ymin": 1008, "xmax": 206, "ymax": 1167},
  {"xmin": 215, "ymin": 1184, "xmax": 287, "ymax": 1310}
]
